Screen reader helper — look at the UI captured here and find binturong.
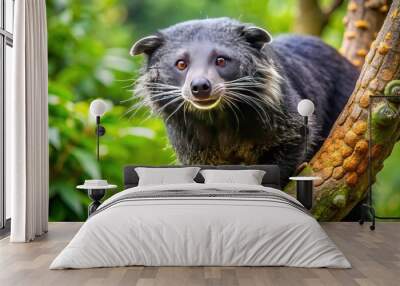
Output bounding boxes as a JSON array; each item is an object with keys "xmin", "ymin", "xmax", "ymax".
[{"xmin": 130, "ymin": 18, "xmax": 359, "ymax": 185}]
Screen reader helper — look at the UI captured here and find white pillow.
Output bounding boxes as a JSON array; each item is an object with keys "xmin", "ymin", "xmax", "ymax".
[
  {"xmin": 135, "ymin": 167, "xmax": 201, "ymax": 186},
  {"xmin": 200, "ymin": 169, "xmax": 266, "ymax": 185}
]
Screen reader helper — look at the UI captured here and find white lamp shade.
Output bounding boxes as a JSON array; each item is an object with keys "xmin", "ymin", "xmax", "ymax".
[
  {"xmin": 90, "ymin": 99, "xmax": 107, "ymax": 117},
  {"xmin": 297, "ymin": 99, "xmax": 315, "ymax": 117}
]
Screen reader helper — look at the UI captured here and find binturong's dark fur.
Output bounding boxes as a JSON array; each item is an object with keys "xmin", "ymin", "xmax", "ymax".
[{"xmin": 130, "ymin": 18, "xmax": 359, "ymax": 186}]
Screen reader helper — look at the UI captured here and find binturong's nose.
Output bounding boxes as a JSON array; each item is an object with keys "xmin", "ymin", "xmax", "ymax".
[{"xmin": 190, "ymin": 77, "xmax": 212, "ymax": 99}]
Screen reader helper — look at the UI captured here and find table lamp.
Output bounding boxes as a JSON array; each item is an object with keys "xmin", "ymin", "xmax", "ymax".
[
  {"xmin": 89, "ymin": 99, "xmax": 107, "ymax": 161},
  {"xmin": 297, "ymin": 99, "xmax": 315, "ymax": 159}
]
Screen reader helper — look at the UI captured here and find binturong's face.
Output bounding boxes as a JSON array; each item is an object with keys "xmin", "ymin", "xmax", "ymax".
[
  {"xmin": 159, "ymin": 41, "xmax": 241, "ymax": 110},
  {"xmin": 131, "ymin": 18, "xmax": 280, "ymax": 122}
]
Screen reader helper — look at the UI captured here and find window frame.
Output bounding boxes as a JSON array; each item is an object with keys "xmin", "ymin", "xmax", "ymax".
[{"xmin": 0, "ymin": 0, "xmax": 14, "ymax": 233}]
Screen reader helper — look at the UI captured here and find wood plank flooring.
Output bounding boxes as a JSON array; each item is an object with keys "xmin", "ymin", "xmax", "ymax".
[{"xmin": 0, "ymin": 222, "xmax": 399, "ymax": 286}]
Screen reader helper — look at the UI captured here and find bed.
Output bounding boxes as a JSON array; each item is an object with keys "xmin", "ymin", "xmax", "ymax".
[{"xmin": 50, "ymin": 165, "xmax": 350, "ymax": 269}]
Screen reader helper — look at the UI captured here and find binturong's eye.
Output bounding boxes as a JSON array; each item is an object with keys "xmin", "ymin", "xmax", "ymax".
[
  {"xmin": 215, "ymin": 57, "xmax": 226, "ymax": 67},
  {"xmin": 175, "ymin": 59, "xmax": 187, "ymax": 71}
]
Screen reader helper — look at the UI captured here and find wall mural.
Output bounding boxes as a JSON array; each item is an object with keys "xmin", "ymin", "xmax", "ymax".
[
  {"xmin": 131, "ymin": 18, "xmax": 358, "ymax": 188},
  {"xmin": 47, "ymin": 0, "xmax": 400, "ymax": 222}
]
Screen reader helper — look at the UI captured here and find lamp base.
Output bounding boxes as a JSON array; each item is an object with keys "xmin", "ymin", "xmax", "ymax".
[
  {"xmin": 87, "ymin": 189, "xmax": 106, "ymax": 216},
  {"xmin": 296, "ymin": 180, "xmax": 313, "ymax": 210}
]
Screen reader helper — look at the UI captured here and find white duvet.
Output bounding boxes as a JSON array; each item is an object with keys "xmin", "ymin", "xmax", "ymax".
[{"xmin": 50, "ymin": 183, "xmax": 350, "ymax": 269}]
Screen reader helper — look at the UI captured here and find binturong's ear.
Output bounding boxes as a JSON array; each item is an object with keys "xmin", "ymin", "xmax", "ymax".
[
  {"xmin": 130, "ymin": 34, "xmax": 164, "ymax": 56},
  {"xmin": 240, "ymin": 26, "xmax": 272, "ymax": 50}
]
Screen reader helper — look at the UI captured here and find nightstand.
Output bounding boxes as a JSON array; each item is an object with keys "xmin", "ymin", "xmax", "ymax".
[
  {"xmin": 77, "ymin": 181, "xmax": 117, "ymax": 216},
  {"xmin": 289, "ymin": 176, "xmax": 321, "ymax": 210}
]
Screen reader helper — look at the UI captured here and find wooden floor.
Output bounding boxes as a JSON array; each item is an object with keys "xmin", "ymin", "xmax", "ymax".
[{"xmin": 0, "ymin": 222, "xmax": 399, "ymax": 286}]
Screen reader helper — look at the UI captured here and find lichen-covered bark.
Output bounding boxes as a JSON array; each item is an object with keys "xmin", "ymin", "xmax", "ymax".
[
  {"xmin": 340, "ymin": 0, "xmax": 390, "ymax": 68},
  {"xmin": 295, "ymin": 0, "xmax": 344, "ymax": 36},
  {"xmin": 291, "ymin": 0, "xmax": 400, "ymax": 221}
]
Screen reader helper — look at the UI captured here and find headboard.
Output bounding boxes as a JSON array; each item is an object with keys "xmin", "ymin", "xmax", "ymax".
[{"xmin": 123, "ymin": 165, "xmax": 281, "ymax": 190}]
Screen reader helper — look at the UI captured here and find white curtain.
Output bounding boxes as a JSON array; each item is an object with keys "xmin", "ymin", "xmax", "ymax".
[{"xmin": 9, "ymin": 0, "xmax": 49, "ymax": 242}]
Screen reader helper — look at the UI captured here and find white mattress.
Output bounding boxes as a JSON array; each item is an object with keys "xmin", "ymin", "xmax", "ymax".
[{"xmin": 50, "ymin": 183, "xmax": 350, "ymax": 269}]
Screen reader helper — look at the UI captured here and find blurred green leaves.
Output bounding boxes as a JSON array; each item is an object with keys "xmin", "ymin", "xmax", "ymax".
[
  {"xmin": 374, "ymin": 143, "xmax": 400, "ymax": 218},
  {"xmin": 71, "ymin": 148, "xmax": 101, "ymax": 179},
  {"xmin": 47, "ymin": 0, "xmax": 174, "ymax": 221}
]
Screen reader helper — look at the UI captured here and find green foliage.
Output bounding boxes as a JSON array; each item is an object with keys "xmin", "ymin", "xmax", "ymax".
[
  {"xmin": 48, "ymin": 0, "xmax": 399, "ymax": 221},
  {"xmin": 122, "ymin": 0, "xmax": 345, "ymax": 47},
  {"xmin": 47, "ymin": 0, "xmax": 175, "ymax": 221},
  {"xmin": 123, "ymin": 0, "xmax": 295, "ymax": 37},
  {"xmin": 374, "ymin": 143, "xmax": 400, "ymax": 218}
]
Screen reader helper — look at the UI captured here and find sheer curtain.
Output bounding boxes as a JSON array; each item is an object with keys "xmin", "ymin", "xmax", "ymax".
[{"xmin": 9, "ymin": 0, "xmax": 49, "ymax": 242}]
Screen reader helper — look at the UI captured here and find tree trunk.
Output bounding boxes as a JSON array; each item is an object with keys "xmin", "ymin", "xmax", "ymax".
[
  {"xmin": 287, "ymin": 0, "xmax": 400, "ymax": 221},
  {"xmin": 295, "ymin": 0, "xmax": 344, "ymax": 36},
  {"xmin": 295, "ymin": 0, "xmax": 326, "ymax": 35},
  {"xmin": 340, "ymin": 0, "xmax": 390, "ymax": 68}
]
